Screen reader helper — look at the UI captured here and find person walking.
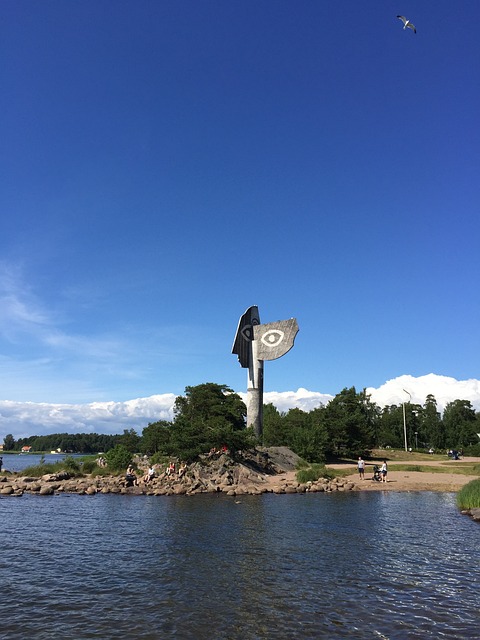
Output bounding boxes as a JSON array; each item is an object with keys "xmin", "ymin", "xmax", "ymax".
[{"xmin": 357, "ymin": 456, "xmax": 365, "ymax": 480}]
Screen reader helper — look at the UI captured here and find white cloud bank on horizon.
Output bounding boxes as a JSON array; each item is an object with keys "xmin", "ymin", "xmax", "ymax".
[{"xmin": 1, "ymin": 374, "xmax": 480, "ymax": 440}]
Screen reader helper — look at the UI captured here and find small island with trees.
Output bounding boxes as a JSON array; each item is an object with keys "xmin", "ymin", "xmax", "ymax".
[{"xmin": 1, "ymin": 382, "xmax": 480, "ymax": 518}]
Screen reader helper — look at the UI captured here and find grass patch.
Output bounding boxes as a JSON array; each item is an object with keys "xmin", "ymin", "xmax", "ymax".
[
  {"xmin": 456, "ymin": 479, "xmax": 480, "ymax": 510},
  {"xmin": 81, "ymin": 459, "xmax": 99, "ymax": 474},
  {"xmin": 20, "ymin": 462, "xmax": 60, "ymax": 477},
  {"xmin": 370, "ymin": 449, "xmax": 452, "ymax": 462},
  {"xmin": 18, "ymin": 455, "xmax": 84, "ymax": 477},
  {"xmin": 296, "ymin": 464, "xmax": 335, "ymax": 483},
  {"xmin": 90, "ymin": 466, "xmax": 118, "ymax": 477},
  {"xmin": 294, "ymin": 458, "xmax": 310, "ymax": 470},
  {"xmin": 384, "ymin": 463, "xmax": 480, "ymax": 476}
]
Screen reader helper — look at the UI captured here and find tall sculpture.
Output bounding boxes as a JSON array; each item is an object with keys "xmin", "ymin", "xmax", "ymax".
[{"xmin": 232, "ymin": 306, "xmax": 299, "ymax": 438}]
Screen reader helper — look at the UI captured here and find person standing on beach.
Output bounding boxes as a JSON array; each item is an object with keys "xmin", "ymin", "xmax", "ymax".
[
  {"xmin": 357, "ymin": 456, "xmax": 365, "ymax": 479},
  {"xmin": 380, "ymin": 460, "xmax": 388, "ymax": 483}
]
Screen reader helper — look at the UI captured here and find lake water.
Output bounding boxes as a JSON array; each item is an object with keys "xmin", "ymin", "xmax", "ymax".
[
  {"xmin": 1, "ymin": 488, "xmax": 479, "ymax": 639},
  {"xmin": 1, "ymin": 453, "xmax": 86, "ymax": 473}
]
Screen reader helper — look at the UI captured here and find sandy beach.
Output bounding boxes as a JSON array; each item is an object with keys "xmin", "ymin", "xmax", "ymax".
[
  {"xmin": 263, "ymin": 457, "xmax": 480, "ymax": 493},
  {"xmin": 329, "ymin": 457, "xmax": 480, "ymax": 492}
]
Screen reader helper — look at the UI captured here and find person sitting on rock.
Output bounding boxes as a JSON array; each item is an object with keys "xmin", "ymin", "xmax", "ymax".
[
  {"xmin": 125, "ymin": 465, "xmax": 138, "ymax": 487},
  {"xmin": 143, "ymin": 466, "xmax": 155, "ymax": 483},
  {"xmin": 178, "ymin": 462, "xmax": 187, "ymax": 478}
]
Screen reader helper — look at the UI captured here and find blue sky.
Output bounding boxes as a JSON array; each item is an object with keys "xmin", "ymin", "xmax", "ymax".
[{"xmin": 1, "ymin": 1, "xmax": 480, "ymax": 435}]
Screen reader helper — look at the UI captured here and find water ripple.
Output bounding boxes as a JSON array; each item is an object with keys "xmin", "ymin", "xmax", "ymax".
[{"xmin": 1, "ymin": 491, "xmax": 479, "ymax": 639}]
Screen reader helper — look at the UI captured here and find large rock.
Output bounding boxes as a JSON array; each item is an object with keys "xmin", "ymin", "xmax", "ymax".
[
  {"xmin": 259, "ymin": 446, "xmax": 303, "ymax": 472},
  {"xmin": 39, "ymin": 485, "xmax": 55, "ymax": 495},
  {"xmin": 1, "ymin": 486, "xmax": 14, "ymax": 495},
  {"xmin": 468, "ymin": 508, "xmax": 480, "ymax": 522}
]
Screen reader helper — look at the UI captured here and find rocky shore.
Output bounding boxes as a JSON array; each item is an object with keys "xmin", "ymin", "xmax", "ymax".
[
  {"xmin": 0, "ymin": 469, "xmax": 356, "ymax": 497},
  {"xmin": 0, "ymin": 447, "xmax": 357, "ymax": 498},
  {"xmin": 2, "ymin": 448, "xmax": 479, "ymax": 522}
]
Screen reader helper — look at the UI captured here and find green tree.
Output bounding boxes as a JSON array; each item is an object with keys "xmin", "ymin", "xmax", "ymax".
[
  {"xmin": 140, "ymin": 421, "xmax": 172, "ymax": 455},
  {"xmin": 105, "ymin": 444, "xmax": 132, "ymax": 471},
  {"xmin": 3, "ymin": 434, "xmax": 16, "ymax": 451},
  {"xmin": 378, "ymin": 405, "xmax": 404, "ymax": 448},
  {"xmin": 262, "ymin": 402, "xmax": 328, "ymax": 460},
  {"xmin": 170, "ymin": 383, "xmax": 250, "ymax": 461},
  {"xmin": 404, "ymin": 403, "xmax": 423, "ymax": 450},
  {"xmin": 118, "ymin": 428, "xmax": 141, "ymax": 453},
  {"xmin": 322, "ymin": 387, "xmax": 376, "ymax": 457},
  {"xmin": 174, "ymin": 383, "xmax": 246, "ymax": 430},
  {"xmin": 422, "ymin": 394, "xmax": 444, "ymax": 450},
  {"xmin": 262, "ymin": 403, "xmax": 287, "ymax": 447},
  {"xmin": 289, "ymin": 407, "xmax": 328, "ymax": 463},
  {"xmin": 443, "ymin": 400, "xmax": 478, "ymax": 449}
]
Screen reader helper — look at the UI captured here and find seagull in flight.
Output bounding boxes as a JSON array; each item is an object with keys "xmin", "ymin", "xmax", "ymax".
[{"xmin": 397, "ymin": 15, "xmax": 416, "ymax": 34}]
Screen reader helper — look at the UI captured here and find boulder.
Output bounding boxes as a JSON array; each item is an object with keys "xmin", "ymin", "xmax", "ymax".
[
  {"xmin": 258, "ymin": 446, "xmax": 303, "ymax": 472},
  {"xmin": 284, "ymin": 486, "xmax": 297, "ymax": 494},
  {"xmin": 1, "ymin": 486, "xmax": 14, "ymax": 495},
  {"xmin": 39, "ymin": 485, "xmax": 55, "ymax": 495},
  {"xmin": 469, "ymin": 508, "xmax": 480, "ymax": 522}
]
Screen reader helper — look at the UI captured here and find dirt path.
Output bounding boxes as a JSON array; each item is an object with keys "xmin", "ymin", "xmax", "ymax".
[
  {"xmin": 262, "ymin": 458, "xmax": 480, "ymax": 493},
  {"xmin": 328, "ymin": 457, "xmax": 480, "ymax": 492}
]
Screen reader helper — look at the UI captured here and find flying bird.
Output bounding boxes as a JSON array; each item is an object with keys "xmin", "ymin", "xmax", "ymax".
[{"xmin": 397, "ymin": 15, "xmax": 416, "ymax": 34}]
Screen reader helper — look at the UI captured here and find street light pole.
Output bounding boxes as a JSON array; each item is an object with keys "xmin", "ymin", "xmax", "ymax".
[
  {"xmin": 415, "ymin": 431, "xmax": 418, "ymax": 450},
  {"xmin": 402, "ymin": 389, "xmax": 411, "ymax": 452}
]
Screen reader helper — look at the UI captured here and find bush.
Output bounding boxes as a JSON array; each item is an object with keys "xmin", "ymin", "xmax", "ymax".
[
  {"xmin": 19, "ymin": 458, "xmax": 83, "ymax": 478},
  {"xmin": 456, "ymin": 478, "xmax": 480, "ymax": 510},
  {"xmin": 21, "ymin": 462, "xmax": 59, "ymax": 477},
  {"xmin": 81, "ymin": 459, "xmax": 97, "ymax": 474},
  {"xmin": 105, "ymin": 445, "xmax": 132, "ymax": 472},
  {"xmin": 63, "ymin": 456, "xmax": 81, "ymax": 473},
  {"xmin": 90, "ymin": 466, "xmax": 112, "ymax": 477},
  {"xmin": 464, "ymin": 443, "xmax": 480, "ymax": 456},
  {"xmin": 150, "ymin": 452, "xmax": 169, "ymax": 466},
  {"xmin": 295, "ymin": 458, "xmax": 310, "ymax": 470}
]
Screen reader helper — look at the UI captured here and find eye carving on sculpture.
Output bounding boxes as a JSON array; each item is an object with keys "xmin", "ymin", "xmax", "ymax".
[
  {"xmin": 241, "ymin": 325, "xmax": 253, "ymax": 341},
  {"xmin": 260, "ymin": 329, "xmax": 284, "ymax": 348}
]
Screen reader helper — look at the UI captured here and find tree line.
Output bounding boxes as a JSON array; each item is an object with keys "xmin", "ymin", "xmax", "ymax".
[
  {"xmin": 3, "ymin": 383, "xmax": 480, "ymax": 462},
  {"xmin": 262, "ymin": 389, "xmax": 480, "ymax": 460}
]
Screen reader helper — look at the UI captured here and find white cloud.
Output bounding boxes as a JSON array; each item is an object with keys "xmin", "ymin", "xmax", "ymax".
[
  {"xmin": 238, "ymin": 388, "xmax": 334, "ymax": 414},
  {"xmin": 0, "ymin": 394, "xmax": 176, "ymax": 439},
  {"xmin": 1, "ymin": 374, "xmax": 480, "ymax": 441},
  {"xmin": 366, "ymin": 374, "xmax": 480, "ymax": 413}
]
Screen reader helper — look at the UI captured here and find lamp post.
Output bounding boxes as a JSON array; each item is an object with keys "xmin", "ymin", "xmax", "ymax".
[
  {"xmin": 402, "ymin": 389, "xmax": 411, "ymax": 452},
  {"xmin": 415, "ymin": 431, "xmax": 418, "ymax": 450}
]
